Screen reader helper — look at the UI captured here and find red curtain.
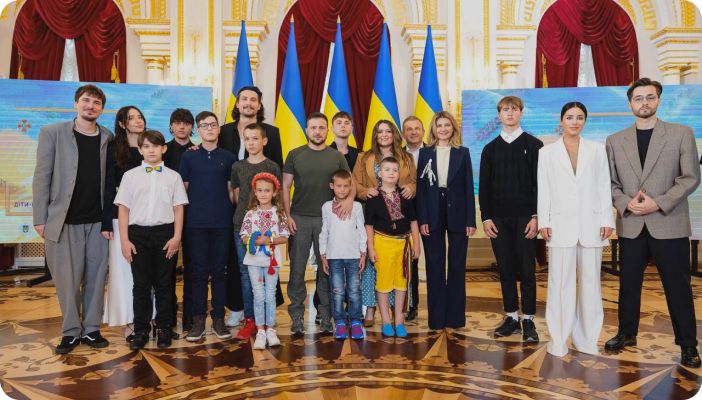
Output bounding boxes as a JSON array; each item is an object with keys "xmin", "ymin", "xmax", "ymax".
[
  {"xmin": 535, "ymin": 0, "xmax": 638, "ymax": 88},
  {"xmin": 276, "ymin": 0, "xmax": 384, "ymax": 146},
  {"xmin": 10, "ymin": 0, "xmax": 127, "ymax": 82}
]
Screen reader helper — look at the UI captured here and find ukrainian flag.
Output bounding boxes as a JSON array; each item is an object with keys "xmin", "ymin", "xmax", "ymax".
[
  {"xmin": 323, "ymin": 19, "xmax": 356, "ymax": 147},
  {"xmin": 275, "ymin": 19, "xmax": 308, "ymax": 160},
  {"xmin": 363, "ymin": 23, "xmax": 400, "ymax": 151},
  {"xmin": 224, "ymin": 20, "xmax": 254, "ymax": 124},
  {"xmin": 415, "ymin": 25, "xmax": 442, "ymax": 139}
]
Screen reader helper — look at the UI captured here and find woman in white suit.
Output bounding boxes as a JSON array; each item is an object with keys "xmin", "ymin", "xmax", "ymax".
[{"xmin": 537, "ymin": 102, "xmax": 615, "ymax": 357}]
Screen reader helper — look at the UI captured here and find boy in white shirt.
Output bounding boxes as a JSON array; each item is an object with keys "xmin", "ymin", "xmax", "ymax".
[
  {"xmin": 320, "ymin": 169, "xmax": 367, "ymax": 340},
  {"xmin": 114, "ymin": 130, "xmax": 189, "ymax": 350}
]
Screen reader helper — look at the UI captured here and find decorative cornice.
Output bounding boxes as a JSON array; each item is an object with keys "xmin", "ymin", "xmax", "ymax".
[
  {"xmin": 650, "ymin": 27, "xmax": 702, "ymax": 41},
  {"xmin": 126, "ymin": 17, "xmax": 170, "ymax": 25},
  {"xmin": 401, "ymin": 24, "xmax": 448, "ymax": 73},
  {"xmin": 495, "ymin": 24, "xmax": 536, "ymax": 31}
]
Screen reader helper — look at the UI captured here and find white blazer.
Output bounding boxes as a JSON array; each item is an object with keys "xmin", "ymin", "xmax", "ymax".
[{"xmin": 537, "ymin": 137, "xmax": 615, "ymax": 248}]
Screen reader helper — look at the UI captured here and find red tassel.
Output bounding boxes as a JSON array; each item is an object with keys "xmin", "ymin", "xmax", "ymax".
[{"xmin": 268, "ymin": 245, "xmax": 277, "ymax": 275}]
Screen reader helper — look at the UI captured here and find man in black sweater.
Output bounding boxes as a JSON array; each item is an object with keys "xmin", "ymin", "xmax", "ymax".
[{"xmin": 479, "ymin": 96, "xmax": 543, "ymax": 343}]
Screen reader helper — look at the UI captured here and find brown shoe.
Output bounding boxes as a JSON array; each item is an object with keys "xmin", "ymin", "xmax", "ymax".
[{"xmin": 363, "ymin": 318, "xmax": 374, "ymax": 328}]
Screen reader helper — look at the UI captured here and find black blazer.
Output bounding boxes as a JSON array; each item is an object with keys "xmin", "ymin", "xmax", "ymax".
[
  {"xmin": 416, "ymin": 146, "xmax": 476, "ymax": 232},
  {"xmin": 219, "ymin": 121, "xmax": 284, "ymax": 168}
]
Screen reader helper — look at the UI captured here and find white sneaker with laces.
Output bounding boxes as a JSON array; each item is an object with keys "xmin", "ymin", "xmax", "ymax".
[
  {"xmin": 226, "ymin": 310, "xmax": 244, "ymax": 327},
  {"xmin": 266, "ymin": 328, "xmax": 281, "ymax": 347},
  {"xmin": 253, "ymin": 329, "xmax": 267, "ymax": 350}
]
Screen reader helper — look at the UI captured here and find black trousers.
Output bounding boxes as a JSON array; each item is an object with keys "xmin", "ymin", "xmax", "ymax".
[
  {"xmin": 423, "ymin": 189, "xmax": 469, "ymax": 330},
  {"xmin": 226, "ymin": 227, "xmax": 244, "ymax": 312},
  {"xmin": 618, "ymin": 226, "xmax": 697, "ymax": 347},
  {"xmin": 129, "ymin": 224, "xmax": 176, "ymax": 332},
  {"xmin": 489, "ymin": 216, "xmax": 536, "ymax": 315},
  {"xmin": 178, "ymin": 233, "xmax": 191, "ymax": 327}
]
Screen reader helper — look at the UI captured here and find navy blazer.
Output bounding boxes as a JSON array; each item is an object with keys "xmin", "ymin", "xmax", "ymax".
[{"xmin": 416, "ymin": 146, "xmax": 476, "ymax": 232}]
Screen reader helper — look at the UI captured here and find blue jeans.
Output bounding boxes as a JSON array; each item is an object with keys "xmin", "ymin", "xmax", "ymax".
[
  {"xmin": 234, "ymin": 234, "xmax": 254, "ymax": 318},
  {"xmin": 247, "ymin": 265, "xmax": 278, "ymax": 327},
  {"xmin": 328, "ymin": 259, "xmax": 362, "ymax": 322}
]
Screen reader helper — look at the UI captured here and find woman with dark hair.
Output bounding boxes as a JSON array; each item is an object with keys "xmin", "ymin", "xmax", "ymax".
[
  {"xmin": 416, "ymin": 111, "xmax": 476, "ymax": 331},
  {"xmin": 537, "ymin": 102, "xmax": 614, "ymax": 357},
  {"xmin": 352, "ymin": 120, "xmax": 416, "ymax": 326},
  {"xmin": 102, "ymin": 105, "xmax": 146, "ymax": 329}
]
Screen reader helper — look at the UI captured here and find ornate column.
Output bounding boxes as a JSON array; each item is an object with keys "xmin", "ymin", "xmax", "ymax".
[
  {"xmin": 127, "ymin": 18, "xmax": 172, "ymax": 84},
  {"xmin": 222, "ymin": 20, "xmax": 269, "ymax": 77},
  {"xmin": 650, "ymin": 27, "xmax": 702, "ymax": 85},
  {"xmin": 494, "ymin": 25, "xmax": 535, "ymax": 88},
  {"xmin": 401, "ymin": 24, "xmax": 448, "ymax": 107}
]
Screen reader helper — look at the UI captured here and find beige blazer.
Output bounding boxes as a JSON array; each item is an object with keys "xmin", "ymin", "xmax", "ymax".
[
  {"xmin": 605, "ymin": 119, "xmax": 700, "ymax": 239},
  {"xmin": 537, "ymin": 137, "xmax": 615, "ymax": 248},
  {"xmin": 32, "ymin": 120, "xmax": 113, "ymax": 242},
  {"xmin": 352, "ymin": 151, "xmax": 417, "ymax": 201}
]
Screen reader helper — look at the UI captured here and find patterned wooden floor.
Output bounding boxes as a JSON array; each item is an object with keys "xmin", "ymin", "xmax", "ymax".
[{"xmin": 0, "ymin": 270, "xmax": 701, "ymax": 399}]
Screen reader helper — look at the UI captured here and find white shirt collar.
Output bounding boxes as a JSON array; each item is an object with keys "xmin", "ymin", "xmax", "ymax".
[{"xmin": 500, "ymin": 127, "xmax": 524, "ymax": 143}]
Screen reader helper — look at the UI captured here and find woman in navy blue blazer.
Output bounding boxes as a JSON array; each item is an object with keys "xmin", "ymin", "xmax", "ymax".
[{"xmin": 416, "ymin": 111, "xmax": 476, "ymax": 330}]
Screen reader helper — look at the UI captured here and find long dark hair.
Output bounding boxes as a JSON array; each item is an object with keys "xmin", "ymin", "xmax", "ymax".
[
  {"xmin": 231, "ymin": 88, "xmax": 266, "ymax": 122},
  {"xmin": 360, "ymin": 120, "xmax": 413, "ymax": 169},
  {"xmin": 113, "ymin": 106, "xmax": 146, "ymax": 168}
]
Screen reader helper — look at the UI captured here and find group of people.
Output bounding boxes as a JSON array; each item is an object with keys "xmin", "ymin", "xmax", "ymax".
[{"xmin": 32, "ymin": 77, "xmax": 701, "ymax": 368}]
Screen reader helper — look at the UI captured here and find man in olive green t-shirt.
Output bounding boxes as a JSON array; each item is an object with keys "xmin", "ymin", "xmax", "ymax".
[{"xmin": 282, "ymin": 112, "xmax": 354, "ymax": 336}]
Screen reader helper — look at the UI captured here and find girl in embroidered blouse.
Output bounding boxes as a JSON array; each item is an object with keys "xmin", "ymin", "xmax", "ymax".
[{"xmin": 240, "ymin": 173, "xmax": 289, "ymax": 350}]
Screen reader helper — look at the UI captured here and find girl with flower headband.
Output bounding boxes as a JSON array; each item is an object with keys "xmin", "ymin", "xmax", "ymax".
[{"xmin": 240, "ymin": 172, "xmax": 289, "ymax": 349}]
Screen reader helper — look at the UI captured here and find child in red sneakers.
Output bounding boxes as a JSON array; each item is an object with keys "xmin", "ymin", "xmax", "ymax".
[
  {"xmin": 240, "ymin": 173, "xmax": 289, "ymax": 349},
  {"xmin": 320, "ymin": 169, "xmax": 367, "ymax": 340}
]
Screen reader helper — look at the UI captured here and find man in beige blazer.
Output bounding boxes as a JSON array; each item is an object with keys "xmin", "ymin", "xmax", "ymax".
[
  {"xmin": 32, "ymin": 85, "xmax": 113, "ymax": 354},
  {"xmin": 605, "ymin": 78, "xmax": 701, "ymax": 368}
]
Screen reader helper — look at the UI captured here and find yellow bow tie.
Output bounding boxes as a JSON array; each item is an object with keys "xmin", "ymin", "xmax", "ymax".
[{"xmin": 145, "ymin": 166, "xmax": 163, "ymax": 173}]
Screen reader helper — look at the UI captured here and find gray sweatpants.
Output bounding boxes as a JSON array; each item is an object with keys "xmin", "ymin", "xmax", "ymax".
[
  {"xmin": 44, "ymin": 222, "xmax": 108, "ymax": 337},
  {"xmin": 287, "ymin": 214, "xmax": 330, "ymax": 326}
]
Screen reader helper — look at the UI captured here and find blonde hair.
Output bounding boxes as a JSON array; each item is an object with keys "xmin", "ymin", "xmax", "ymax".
[{"xmin": 427, "ymin": 111, "xmax": 462, "ymax": 148}]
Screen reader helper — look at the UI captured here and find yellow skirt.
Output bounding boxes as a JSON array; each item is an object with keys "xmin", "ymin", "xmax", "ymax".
[{"xmin": 374, "ymin": 231, "xmax": 411, "ymax": 293}]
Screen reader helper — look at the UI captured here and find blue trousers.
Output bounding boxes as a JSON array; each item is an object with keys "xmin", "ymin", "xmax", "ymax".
[
  {"xmin": 328, "ymin": 259, "xmax": 362, "ymax": 322},
  {"xmin": 187, "ymin": 227, "xmax": 230, "ymax": 319}
]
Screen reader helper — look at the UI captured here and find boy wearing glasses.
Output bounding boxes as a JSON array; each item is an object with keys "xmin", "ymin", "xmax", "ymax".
[{"xmin": 179, "ymin": 111, "xmax": 236, "ymax": 341}]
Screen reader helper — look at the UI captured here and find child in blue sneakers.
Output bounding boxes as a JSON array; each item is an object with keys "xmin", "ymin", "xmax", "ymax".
[{"xmin": 320, "ymin": 169, "xmax": 367, "ymax": 340}]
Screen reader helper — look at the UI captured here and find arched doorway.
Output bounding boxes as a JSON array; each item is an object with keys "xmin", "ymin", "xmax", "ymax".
[
  {"xmin": 275, "ymin": 0, "xmax": 384, "ymax": 146},
  {"xmin": 535, "ymin": 0, "xmax": 639, "ymax": 87},
  {"xmin": 9, "ymin": 0, "xmax": 127, "ymax": 82}
]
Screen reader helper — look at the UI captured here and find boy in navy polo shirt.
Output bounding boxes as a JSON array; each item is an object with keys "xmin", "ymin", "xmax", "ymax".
[{"xmin": 180, "ymin": 111, "xmax": 237, "ymax": 342}]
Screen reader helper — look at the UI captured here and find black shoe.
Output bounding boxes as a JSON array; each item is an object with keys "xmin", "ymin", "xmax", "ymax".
[
  {"xmin": 169, "ymin": 329, "xmax": 180, "ymax": 340},
  {"xmin": 522, "ymin": 319, "xmax": 539, "ymax": 343},
  {"xmin": 681, "ymin": 346, "xmax": 701, "ymax": 368},
  {"xmin": 156, "ymin": 328, "xmax": 172, "ymax": 349},
  {"xmin": 292, "ymin": 329, "xmax": 305, "ymax": 338},
  {"xmin": 129, "ymin": 331, "xmax": 149, "ymax": 351},
  {"xmin": 315, "ymin": 315, "xmax": 322, "ymax": 325},
  {"xmin": 494, "ymin": 316, "xmax": 521, "ymax": 338},
  {"xmin": 604, "ymin": 332, "xmax": 637, "ymax": 351},
  {"xmin": 405, "ymin": 308, "xmax": 418, "ymax": 322},
  {"xmin": 55, "ymin": 336, "xmax": 80, "ymax": 354},
  {"xmin": 81, "ymin": 331, "xmax": 109, "ymax": 348}
]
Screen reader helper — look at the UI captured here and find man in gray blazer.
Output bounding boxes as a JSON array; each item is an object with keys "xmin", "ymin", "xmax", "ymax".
[
  {"xmin": 604, "ymin": 78, "xmax": 701, "ymax": 368},
  {"xmin": 32, "ymin": 84, "xmax": 114, "ymax": 354}
]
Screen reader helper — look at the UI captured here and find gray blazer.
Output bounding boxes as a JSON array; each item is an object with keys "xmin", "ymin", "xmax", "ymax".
[
  {"xmin": 605, "ymin": 119, "xmax": 700, "ymax": 239},
  {"xmin": 32, "ymin": 120, "xmax": 113, "ymax": 242}
]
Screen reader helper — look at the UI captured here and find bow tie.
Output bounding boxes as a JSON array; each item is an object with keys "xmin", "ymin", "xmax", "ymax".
[{"xmin": 145, "ymin": 166, "xmax": 163, "ymax": 173}]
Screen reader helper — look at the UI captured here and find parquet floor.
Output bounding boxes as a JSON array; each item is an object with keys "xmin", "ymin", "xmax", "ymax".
[{"xmin": 0, "ymin": 269, "xmax": 701, "ymax": 399}]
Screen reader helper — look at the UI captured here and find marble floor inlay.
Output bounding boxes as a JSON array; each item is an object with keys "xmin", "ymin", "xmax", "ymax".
[{"xmin": 0, "ymin": 270, "xmax": 700, "ymax": 399}]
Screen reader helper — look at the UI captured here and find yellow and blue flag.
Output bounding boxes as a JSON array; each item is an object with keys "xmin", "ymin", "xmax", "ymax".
[
  {"xmin": 324, "ymin": 20, "xmax": 356, "ymax": 147},
  {"xmin": 415, "ymin": 25, "xmax": 442, "ymax": 139},
  {"xmin": 363, "ymin": 23, "xmax": 400, "ymax": 151},
  {"xmin": 275, "ymin": 19, "xmax": 308, "ymax": 160},
  {"xmin": 225, "ymin": 20, "xmax": 254, "ymax": 124}
]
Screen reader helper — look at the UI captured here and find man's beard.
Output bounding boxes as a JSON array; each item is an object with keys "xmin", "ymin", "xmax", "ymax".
[{"xmin": 634, "ymin": 107, "xmax": 657, "ymax": 119}]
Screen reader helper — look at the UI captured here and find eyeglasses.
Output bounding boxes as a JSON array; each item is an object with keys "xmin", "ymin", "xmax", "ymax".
[{"xmin": 198, "ymin": 122, "xmax": 218, "ymax": 129}]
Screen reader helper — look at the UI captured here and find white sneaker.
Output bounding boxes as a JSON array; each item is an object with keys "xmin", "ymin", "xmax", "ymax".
[
  {"xmin": 226, "ymin": 310, "xmax": 244, "ymax": 327},
  {"xmin": 253, "ymin": 329, "xmax": 267, "ymax": 350},
  {"xmin": 266, "ymin": 328, "xmax": 281, "ymax": 347}
]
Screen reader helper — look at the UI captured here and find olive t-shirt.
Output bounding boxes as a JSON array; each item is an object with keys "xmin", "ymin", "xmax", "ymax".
[{"xmin": 283, "ymin": 146, "xmax": 349, "ymax": 217}]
